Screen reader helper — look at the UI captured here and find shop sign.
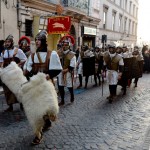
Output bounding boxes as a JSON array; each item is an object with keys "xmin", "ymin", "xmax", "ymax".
[
  {"xmin": 47, "ymin": 16, "xmax": 71, "ymax": 34},
  {"xmin": 84, "ymin": 27, "xmax": 97, "ymax": 35}
]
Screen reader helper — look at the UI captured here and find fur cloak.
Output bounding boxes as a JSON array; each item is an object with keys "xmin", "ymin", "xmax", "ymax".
[
  {"xmin": 0, "ymin": 62, "xmax": 27, "ymax": 102},
  {"xmin": 19, "ymin": 72, "xmax": 59, "ymax": 135}
]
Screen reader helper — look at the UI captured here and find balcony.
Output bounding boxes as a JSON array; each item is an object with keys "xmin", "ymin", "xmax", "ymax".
[{"xmin": 61, "ymin": 0, "xmax": 89, "ymax": 15}]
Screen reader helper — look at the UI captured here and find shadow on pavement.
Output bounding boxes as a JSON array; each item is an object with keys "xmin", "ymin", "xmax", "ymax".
[{"xmin": 0, "ymin": 110, "xmax": 26, "ymax": 127}]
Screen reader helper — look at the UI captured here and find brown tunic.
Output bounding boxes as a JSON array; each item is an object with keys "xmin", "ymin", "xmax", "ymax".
[{"xmin": 31, "ymin": 51, "xmax": 51, "ymax": 75}]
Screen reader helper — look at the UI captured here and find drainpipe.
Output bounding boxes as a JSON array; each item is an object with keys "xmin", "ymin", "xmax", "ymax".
[
  {"xmin": 17, "ymin": 0, "xmax": 19, "ymax": 27},
  {"xmin": 17, "ymin": 0, "xmax": 21, "ymax": 38},
  {"xmin": 3, "ymin": 19, "xmax": 5, "ymax": 39},
  {"xmin": 0, "ymin": 0, "xmax": 2, "ymax": 29}
]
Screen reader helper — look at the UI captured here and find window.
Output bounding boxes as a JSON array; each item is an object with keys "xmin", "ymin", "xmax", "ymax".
[
  {"xmin": 120, "ymin": 0, "xmax": 122, "ymax": 8},
  {"xmin": 135, "ymin": 23, "xmax": 137, "ymax": 35},
  {"xmin": 129, "ymin": 1, "xmax": 132, "ymax": 14},
  {"xmin": 25, "ymin": 19, "xmax": 33, "ymax": 37},
  {"xmin": 136, "ymin": 8, "xmax": 138, "ymax": 18},
  {"xmin": 103, "ymin": 6, "xmax": 108, "ymax": 29},
  {"xmin": 132, "ymin": 21, "xmax": 134, "ymax": 35},
  {"xmin": 119, "ymin": 15, "xmax": 122, "ymax": 32},
  {"xmin": 124, "ymin": 17, "xmax": 127, "ymax": 33},
  {"xmin": 128, "ymin": 20, "xmax": 131, "ymax": 35},
  {"xmin": 103, "ymin": 11, "xmax": 107, "ymax": 29},
  {"xmin": 125, "ymin": 0, "xmax": 128, "ymax": 10},
  {"xmin": 112, "ymin": 12, "xmax": 116, "ymax": 31},
  {"xmin": 133, "ymin": 4, "xmax": 135, "ymax": 16}
]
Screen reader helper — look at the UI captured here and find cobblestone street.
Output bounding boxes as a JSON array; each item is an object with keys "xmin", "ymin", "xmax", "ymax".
[{"xmin": 0, "ymin": 74, "xmax": 150, "ymax": 150}]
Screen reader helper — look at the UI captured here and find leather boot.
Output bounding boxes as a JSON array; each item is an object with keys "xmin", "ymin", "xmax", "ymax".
[
  {"xmin": 68, "ymin": 87, "xmax": 74, "ymax": 103},
  {"xmin": 58, "ymin": 86, "xmax": 65, "ymax": 106},
  {"xmin": 42, "ymin": 119, "xmax": 51, "ymax": 132}
]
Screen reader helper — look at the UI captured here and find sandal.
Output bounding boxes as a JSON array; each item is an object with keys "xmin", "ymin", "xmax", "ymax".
[{"xmin": 31, "ymin": 135, "xmax": 43, "ymax": 145}]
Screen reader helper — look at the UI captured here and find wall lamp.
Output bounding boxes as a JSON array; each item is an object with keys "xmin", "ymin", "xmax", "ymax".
[{"xmin": 18, "ymin": 20, "xmax": 22, "ymax": 28}]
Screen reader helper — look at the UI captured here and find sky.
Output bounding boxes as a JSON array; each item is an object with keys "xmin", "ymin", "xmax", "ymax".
[{"xmin": 137, "ymin": 0, "xmax": 150, "ymax": 41}]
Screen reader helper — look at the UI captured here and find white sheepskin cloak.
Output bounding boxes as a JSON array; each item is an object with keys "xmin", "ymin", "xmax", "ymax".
[
  {"xmin": 0, "ymin": 62, "xmax": 27, "ymax": 102},
  {"xmin": 19, "ymin": 72, "xmax": 59, "ymax": 133}
]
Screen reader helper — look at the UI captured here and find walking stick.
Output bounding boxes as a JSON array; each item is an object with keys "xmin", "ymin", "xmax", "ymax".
[{"xmin": 101, "ymin": 72, "xmax": 104, "ymax": 96}]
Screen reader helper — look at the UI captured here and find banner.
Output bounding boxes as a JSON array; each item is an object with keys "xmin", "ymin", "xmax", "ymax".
[{"xmin": 47, "ymin": 16, "xmax": 71, "ymax": 34}]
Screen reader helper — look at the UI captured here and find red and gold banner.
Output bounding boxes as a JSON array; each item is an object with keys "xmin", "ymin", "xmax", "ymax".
[{"xmin": 47, "ymin": 16, "xmax": 71, "ymax": 34}]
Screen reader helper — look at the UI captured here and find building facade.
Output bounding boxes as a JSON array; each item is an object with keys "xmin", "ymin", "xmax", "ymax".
[
  {"xmin": 0, "ymin": 0, "xmax": 139, "ymax": 49},
  {"xmin": 99, "ymin": 0, "xmax": 139, "ymax": 48},
  {"xmin": 19, "ymin": 0, "xmax": 101, "ymax": 50}
]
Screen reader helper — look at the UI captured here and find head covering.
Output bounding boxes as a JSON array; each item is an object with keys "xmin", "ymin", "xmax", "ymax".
[
  {"xmin": 95, "ymin": 46, "xmax": 100, "ymax": 49},
  {"xmin": 108, "ymin": 45, "xmax": 115, "ymax": 49},
  {"xmin": 18, "ymin": 36, "xmax": 30, "ymax": 46},
  {"xmin": 35, "ymin": 30, "xmax": 48, "ymax": 40},
  {"xmin": 62, "ymin": 40, "xmax": 70, "ymax": 45},
  {"xmin": 62, "ymin": 40, "xmax": 70, "ymax": 51},
  {"xmin": 5, "ymin": 34, "xmax": 14, "ymax": 42},
  {"xmin": 132, "ymin": 50, "xmax": 139, "ymax": 56}
]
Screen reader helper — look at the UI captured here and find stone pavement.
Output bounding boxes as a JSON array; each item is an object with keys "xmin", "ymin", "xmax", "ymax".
[{"xmin": 0, "ymin": 74, "xmax": 150, "ymax": 150}]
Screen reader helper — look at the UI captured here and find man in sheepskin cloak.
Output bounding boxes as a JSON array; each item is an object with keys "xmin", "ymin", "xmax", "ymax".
[
  {"xmin": 57, "ymin": 40, "xmax": 76, "ymax": 106},
  {"xmin": 1, "ymin": 35, "xmax": 27, "ymax": 112},
  {"xmin": 23, "ymin": 30, "xmax": 62, "ymax": 145}
]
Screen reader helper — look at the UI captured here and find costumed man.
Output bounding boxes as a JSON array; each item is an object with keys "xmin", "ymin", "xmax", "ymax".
[
  {"xmin": 1, "ymin": 35, "xmax": 27, "ymax": 111},
  {"xmin": 57, "ymin": 40, "xmax": 76, "ymax": 106},
  {"xmin": 103, "ymin": 45, "xmax": 124, "ymax": 103},
  {"xmin": 122, "ymin": 46, "xmax": 132, "ymax": 58},
  {"xmin": 23, "ymin": 30, "xmax": 62, "ymax": 145},
  {"xmin": 76, "ymin": 45, "xmax": 95, "ymax": 89},
  {"xmin": 116, "ymin": 46, "xmax": 123, "ymax": 55},
  {"xmin": 117, "ymin": 46, "xmax": 133, "ymax": 95},
  {"xmin": 131, "ymin": 49, "xmax": 144, "ymax": 87},
  {"xmin": 142, "ymin": 45, "xmax": 150, "ymax": 73},
  {"xmin": 93, "ymin": 46, "xmax": 103, "ymax": 86},
  {"xmin": 76, "ymin": 45, "xmax": 84, "ymax": 89},
  {"xmin": 18, "ymin": 36, "xmax": 31, "ymax": 57}
]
